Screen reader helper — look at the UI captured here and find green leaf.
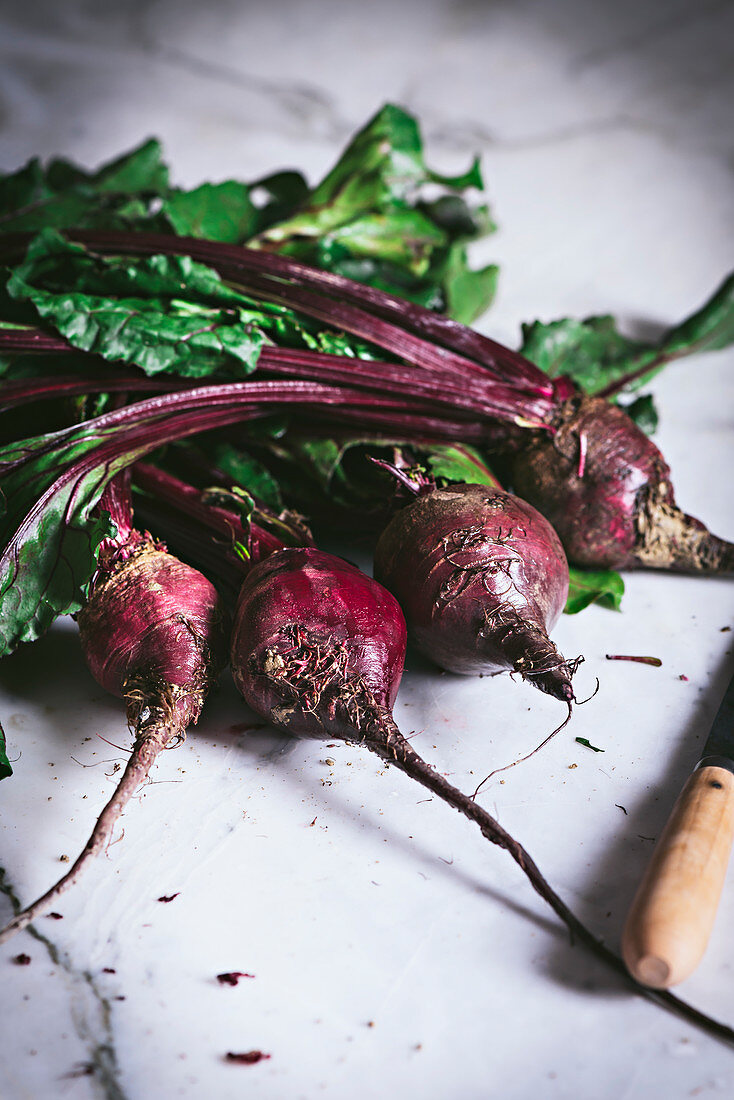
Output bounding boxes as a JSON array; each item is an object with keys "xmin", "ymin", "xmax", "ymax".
[
  {"xmin": 6, "ymin": 231, "xmax": 274, "ymax": 379},
  {"xmin": 162, "ymin": 181, "xmax": 257, "ymax": 243},
  {"xmin": 520, "ymin": 270, "xmax": 734, "ymax": 398},
  {"xmin": 427, "ymin": 155, "xmax": 484, "ymax": 192},
  {"xmin": 315, "ymin": 209, "xmax": 446, "ymax": 276},
  {"xmin": 659, "ymin": 272, "xmax": 734, "ymax": 356},
  {"xmin": 441, "ymin": 243, "xmax": 499, "ymax": 324},
  {"xmin": 575, "ymin": 737, "xmax": 604, "ymax": 753},
  {"xmin": 0, "ymin": 159, "xmax": 45, "ymax": 220},
  {"xmin": 420, "ymin": 195, "xmax": 495, "ymax": 239},
  {"xmin": 7, "ymin": 230, "xmax": 386, "ymax": 376},
  {"xmin": 520, "ymin": 315, "xmax": 655, "ymax": 394},
  {"xmin": 10, "ymin": 285, "xmax": 266, "ymax": 380},
  {"xmin": 204, "ymin": 442, "xmax": 284, "ymax": 511},
  {"xmin": 0, "ymin": 140, "xmax": 169, "ymax": 236},
  {"xmin": 8, "ymin": 229, "xmax": 248, "ymax": 305},
  {"xmin": 304, "ymin": 102, "xmax": 430, "ymax": 214},
  {"xmin": 565, "ymin": 566, "xmax": 625, "ymax": 615},
  {"xmin": 84, "ymin": 138, "xmax": 169, "ymax": 194},
  {"xmin": 0, "ymin": 189, "xmax": 101, "ymax": 235},
  {"xmin": 0, "ymin": 424, "xmax": 124, "ymax": 653},
  {"xmin": 251, "ymin": 103, "xmax": 496, "ymax": 317},
  {"xmin": 0, "ymin": 719, "xmax": 12, "ymax": 780},
  {"xmin": 424, "ymin": 443, "xmax": 501, "ymax": 488},
  {"xmin": 622, "ymin": 393, "xmax": 659, "ymax": 435},
  {"xmin": 248, "ymin": 170, "xmax": 310, "ymax": 233}
]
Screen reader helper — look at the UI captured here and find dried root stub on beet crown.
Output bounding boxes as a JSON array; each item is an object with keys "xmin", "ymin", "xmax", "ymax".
[{"xmin": 374, "ymin": 483, "xmax": 579, "ymax": 703}]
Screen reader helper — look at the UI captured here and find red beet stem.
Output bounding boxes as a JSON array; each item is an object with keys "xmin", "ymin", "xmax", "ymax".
[
  {"xmin": 606, "ymin": 654, "xmax": 663, "ymax": 666},
  {"xmin": 0, "ymin": 371, "xmax": 189, "ymax": 410},
  {"xmin": 0, "ymin": 322, "xmax": 548, "ymax": 428},
  {"xmin": 46, "ymin": 230, "xmax": 554, "ymax": 395},
  {"xmin": 3, "ymin": 238, "xmax": 732, "ymax": 574},
  {"xmin": 132, "ymin": 462, "xmax": 287, "ymax": 563}
]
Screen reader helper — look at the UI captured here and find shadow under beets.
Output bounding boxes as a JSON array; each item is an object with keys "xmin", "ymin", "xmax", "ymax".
[
  {"xmin": 177, "ymin": 654, "xmax": 566, "ymax": 941},
  {"xmin": 0, "ymin": 622, "xmax": 127, "ymax": 763},
  {"xmin": 237, "ymin": 719, "xmax": 566, "ymax": 941},
  {"xmin": 0, "ymin": 622, "xmax": 88, "ymax": 700}
]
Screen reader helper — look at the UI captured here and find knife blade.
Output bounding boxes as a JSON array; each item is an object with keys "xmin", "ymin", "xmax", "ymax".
[{"xmin": 622, "ymin": 667, "xmax": 734, "ymax": 988}]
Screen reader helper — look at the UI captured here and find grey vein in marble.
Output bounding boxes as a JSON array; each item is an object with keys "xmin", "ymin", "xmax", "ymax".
[{"xmin": 0, "ymin": 868, "xmax": 128, "ymax": 1100}]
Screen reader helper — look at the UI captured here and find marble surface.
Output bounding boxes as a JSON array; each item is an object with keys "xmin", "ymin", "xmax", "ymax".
[{"xmin": 1, "ymin": 1, "xmax": 734, "ymax": 1097}]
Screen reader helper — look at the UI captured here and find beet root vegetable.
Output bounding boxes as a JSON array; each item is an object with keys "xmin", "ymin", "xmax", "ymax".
[
  {"xmin": 373, "ymin": 483, "xmax": 577, "ymax": 703},
  {"xmin": 229, "ymin": 546, "xmax": 577, "ymax": 879},
  {"xmin": 0, "ymin": 478, "xmax": 227, "ymax": 944},
  {"xmin": 510, "ymin": 394, "xmax": 734, "ymax": 572},
  {"xmin": 230, "ymin": 548, "xmax": 406, "ymax": 741},
  {"xmin": 5, "ymin": 231, "xmax": 731, "ymax": 574},
  {"xmin": 228, "ymin": 544, "xmax": 734, "ymax": 1043}
]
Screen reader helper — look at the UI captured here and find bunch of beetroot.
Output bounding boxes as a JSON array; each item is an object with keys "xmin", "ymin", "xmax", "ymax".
[
  {"xmin": 0, "ymin": 407, "xmax": 732, "ymax": 1040},
  {"xmin": 0, "ymin": 124, "xmax": 732, "ymax": 1041}
]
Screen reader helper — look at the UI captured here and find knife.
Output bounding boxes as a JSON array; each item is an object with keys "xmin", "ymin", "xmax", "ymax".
[{"xmin": 622, "ymin": 668, "xmax": 734, "ymax": 989}]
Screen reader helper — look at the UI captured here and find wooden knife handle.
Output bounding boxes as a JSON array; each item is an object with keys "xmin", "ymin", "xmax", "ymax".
[{"xmin": 622, "ymin": 765, "xmax": 734, "ymax": 988}]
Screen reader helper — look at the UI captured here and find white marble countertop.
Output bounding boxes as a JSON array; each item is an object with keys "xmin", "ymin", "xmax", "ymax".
[{"xmin": 1, "ymin": 2, "xmax": 734, "ymax": 1097}]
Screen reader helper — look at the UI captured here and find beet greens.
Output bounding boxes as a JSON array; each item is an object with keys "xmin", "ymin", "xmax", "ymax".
[
  {"xmin": 0, "ymin": 103, "xmax": 496, "ymax": 321},
  {"xmin": 2, "ymin": 227, "xmax": 729, "ymax": 576}
]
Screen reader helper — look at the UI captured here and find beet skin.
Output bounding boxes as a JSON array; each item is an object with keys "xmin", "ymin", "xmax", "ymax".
[
  {"xmin": 511, "ymin": 394, "xmax": 734, "ymax": 573},
  {"xmin": 79, "ymin": 539, "xmax": 226, "ymax": 728},
  {"xmin": 0, "ymin": 487, "xmax": 228, "ymax": 945},
  {"xmin": 231, "ymin": 547, "xmax": 406, "ymax": 740},
  {"xmin": 374, "ymin": 483, "xmax": 575, "ymax": 701}
]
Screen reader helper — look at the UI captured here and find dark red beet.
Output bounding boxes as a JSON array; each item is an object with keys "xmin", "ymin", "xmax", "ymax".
[
  {"xmin": 373, "ymin": 484, "xmax": 576, "ymax": 702},
  {"xmin": 511, "ymin": 394, "xmax": 734, "ymax": 572},
  {"xmin": 78, "ymin": 539, "xmax": 225, "ymax": 725},
  {"xmin": 0, "ymin": 476, "xmax": 227, "ymax": 944},
  {"xmin": 231, "ymin": 549, "xmax": 406, "ymax": 743},
  {"xmin": 227, "ymin": 544, "xmax": 734, "ymax": 1043}
]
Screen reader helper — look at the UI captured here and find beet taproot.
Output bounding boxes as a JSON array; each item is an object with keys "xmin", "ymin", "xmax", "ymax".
[
  {"xmin": 230, "ymin": 548, "xmax": 406, "ymax": 743},
  {"xmin": 373, "ymin": 483, "xmax": 577, "ymax": 702},
  {"xmin": 0, "ymin": 474, "xmax": 227, "ymax": 943},
  {"xmin": 510, "ymin": 393, "xmax": 734, "ymax": 573},
  {"xmin": 226, "ymin": 542, "xmax": 734, "ymax": 1043}
]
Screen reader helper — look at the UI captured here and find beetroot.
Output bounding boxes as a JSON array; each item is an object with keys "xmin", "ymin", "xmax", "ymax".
[
  {"xmin": 231, "ymin": 549, "xmax": 406, "ymax": 744},
  {"xmin": 511, "ymin": 393, "xmax": 734, "ymax": 573},
  {"xmin": 227, "ymin": 543, "xmax": 734, "ymax": 1043},
  {"xmin": 0, "ymin": 472, "xmax": 227, "ymax": 943},
  {"xmin": 230, "ymin": 547, "xmax": 575, "ymax": 866},
  {"xmin": 373, "ymin": 484, "xmax": 577, "ymax": 702}
]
